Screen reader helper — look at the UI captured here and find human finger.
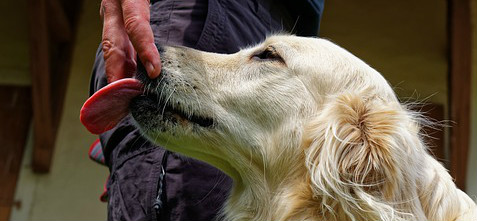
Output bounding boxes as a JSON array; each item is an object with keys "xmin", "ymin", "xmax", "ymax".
[
  {"xmin": 120, "ymin": 0, "xmax": 161, "ymax": 79},
  {"xmin": 101, "ymin": 0, "xmax": 137, "ymax": 83}
]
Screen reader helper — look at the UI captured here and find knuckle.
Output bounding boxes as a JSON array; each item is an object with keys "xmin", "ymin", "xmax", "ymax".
[
  {"xmin": 123, "ymin": 15, "xmax": 146, "ymax": 34},
  {"xmin": 101, "ymin": 40, "xmax": 136, "ymax": 70},
  {"xmin": 101, "ymin": 40, "xmax": 119, "ymax": 58}
]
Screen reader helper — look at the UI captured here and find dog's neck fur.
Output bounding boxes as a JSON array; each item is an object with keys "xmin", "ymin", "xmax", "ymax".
[{"xmin": 220, "ymin": 143, "xmax": 321, "ymax": 221}]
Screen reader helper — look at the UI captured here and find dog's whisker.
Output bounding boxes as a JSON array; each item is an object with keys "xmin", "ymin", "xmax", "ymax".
[
  {"xmin": 161, "ymin": 88, "xmax": 176, "ymax": 118},
  {"xmin": 189, "ymin": 84, "xmax": 203, "ymax": 112},
  {"xmin": 157, "ymin": 78, "xmax": 167, "ymax": 104}
]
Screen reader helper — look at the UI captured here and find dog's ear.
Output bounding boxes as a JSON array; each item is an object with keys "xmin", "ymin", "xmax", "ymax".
[{"xmin": 302, "ymin": 91, "xmax": 423, "ymax": 221}]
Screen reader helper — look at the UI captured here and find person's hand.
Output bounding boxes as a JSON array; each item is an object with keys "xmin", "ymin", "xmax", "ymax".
[{"xmin": 100, "ymin": 0, "xmax": 161, "ymax": 83}]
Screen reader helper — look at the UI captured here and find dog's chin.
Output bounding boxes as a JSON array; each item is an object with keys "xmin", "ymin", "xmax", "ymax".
[{"xmin": 129, "ymin": 94, "xmax": 215, "ymax": 135}]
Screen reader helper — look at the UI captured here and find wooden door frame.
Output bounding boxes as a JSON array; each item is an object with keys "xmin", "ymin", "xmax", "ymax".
[
  {"xmin": 448, "ymin": 0, "xmax": 473, "ymax": 190},
  {"xmin": 28, "ymin": 0, "xmax": 83, "ymax": 173}
]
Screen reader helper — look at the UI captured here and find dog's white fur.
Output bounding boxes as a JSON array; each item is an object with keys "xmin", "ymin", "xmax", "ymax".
[{"xmin": 133, "ymin": 35, "xmax": 477, "ymax": 221}]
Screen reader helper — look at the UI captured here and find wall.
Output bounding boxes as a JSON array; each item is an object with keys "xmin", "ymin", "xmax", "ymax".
[
  {"xmin": 10, "ymin": 1, "xmax": 108, "ymax": 220},
  {"xmin": 320, "ymin": 0, "xmax": 448, "ymax": 106},
  {"xmin": 0, "ymin": 0, "xmax": 30, "ymax": 85}
]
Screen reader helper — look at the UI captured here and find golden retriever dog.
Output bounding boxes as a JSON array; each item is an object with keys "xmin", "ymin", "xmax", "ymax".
[{"xmin": 83, "ymin": 35, "xmax": 477, "ymax": 221}]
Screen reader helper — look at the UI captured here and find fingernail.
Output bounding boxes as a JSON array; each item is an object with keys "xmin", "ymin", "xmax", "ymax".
[
  {"xmin": 145, "ymin": 61, "xmax": 155, "ymax": 77},
  {"xmin": 153, "ymin": 60, "xmax": 162, "ymax": 77}
]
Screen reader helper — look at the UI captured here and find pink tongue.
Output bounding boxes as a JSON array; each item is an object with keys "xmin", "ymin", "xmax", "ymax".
[{"xmin": 80, "ymin": 78, "xmax": 143, "ymax": 134}]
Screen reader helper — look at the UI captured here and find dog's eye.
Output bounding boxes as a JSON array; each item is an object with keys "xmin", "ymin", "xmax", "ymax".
[{"xmin": 252, "ymin": 46, "xmax": 284, "ymax": 63}]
